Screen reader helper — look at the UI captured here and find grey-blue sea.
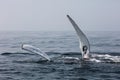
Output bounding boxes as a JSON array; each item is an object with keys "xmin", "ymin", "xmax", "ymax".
[{"xmin": 0, "ymin": 31, "xmax": 120, "ymax": 80}]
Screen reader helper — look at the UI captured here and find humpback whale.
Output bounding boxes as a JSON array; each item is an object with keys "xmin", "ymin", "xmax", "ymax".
[
  {"xmin": 67, "ymin": 15, "xmax": 90, "ymax": 59},
  {"xmin": 21, "ymin": 15, "xmax": 90, "ymax": 61}
]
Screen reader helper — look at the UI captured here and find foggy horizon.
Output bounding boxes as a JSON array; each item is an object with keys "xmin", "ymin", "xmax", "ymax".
[{"xmin": 0, "ymin": 0, "xmax": 120, "ymax": 31}]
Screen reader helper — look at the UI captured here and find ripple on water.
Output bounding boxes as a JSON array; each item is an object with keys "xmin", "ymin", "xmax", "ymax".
[{"xmin": 0, "ymin": 52, "xmax": 120, "ymax": 80}]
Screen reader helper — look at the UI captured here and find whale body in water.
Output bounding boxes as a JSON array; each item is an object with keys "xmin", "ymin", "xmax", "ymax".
[{"xmin": 21, "ymin": 15, "xmax": 120, "ymax": 63}]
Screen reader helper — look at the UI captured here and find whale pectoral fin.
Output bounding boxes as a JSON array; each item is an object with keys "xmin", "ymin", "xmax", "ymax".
[
  {"xmin": 21, "ymin": 44, "xmax": 50, "ymax": 61},
  {"xmin": 67, "ymin": 15, "xmax": 90, "ymax": 59}
]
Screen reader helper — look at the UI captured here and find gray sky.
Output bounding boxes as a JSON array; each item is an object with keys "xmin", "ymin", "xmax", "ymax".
[{"xmin": 0, "ymin": 0, "xmax": 120, "ymax": 31}]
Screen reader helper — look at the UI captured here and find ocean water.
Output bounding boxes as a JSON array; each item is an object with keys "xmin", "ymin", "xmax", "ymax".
[{"xmin": 0, "ymin": 31, "xmax": 120, "ymax": 80}]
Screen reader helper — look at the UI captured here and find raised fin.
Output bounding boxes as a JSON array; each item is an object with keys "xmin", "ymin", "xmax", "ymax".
[
  {"xmin": 21, "ymin": 44, "xmax": 50, "ymax": 61},
  {"xmin": 67, "ymin": 15, "xmax": 90, "ymax": 59}
]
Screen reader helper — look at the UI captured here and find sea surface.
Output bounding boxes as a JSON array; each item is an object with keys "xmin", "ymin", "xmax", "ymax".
[{"xmin": 0, "ymin": 31, "xmax": 120, "ymax": 80}]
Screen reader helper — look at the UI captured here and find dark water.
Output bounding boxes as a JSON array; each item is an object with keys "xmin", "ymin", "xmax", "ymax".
[{"xmin": 0, "ymin": 31, "xmax": 120, "ymax": 80}]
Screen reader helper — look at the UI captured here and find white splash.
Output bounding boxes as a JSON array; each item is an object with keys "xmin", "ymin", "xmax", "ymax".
[{"xmin": 91, "ymin": 54, "xmax": 120, "ymax": 63}]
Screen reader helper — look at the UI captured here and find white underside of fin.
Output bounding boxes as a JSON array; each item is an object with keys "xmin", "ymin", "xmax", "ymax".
[
  {"xmin": 67, "ymin": 15, "xmax": 90, "ymax": 59},
  {"xmin": 21, "ymin": 44, "xmax": 50, "ymax": 61}
]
